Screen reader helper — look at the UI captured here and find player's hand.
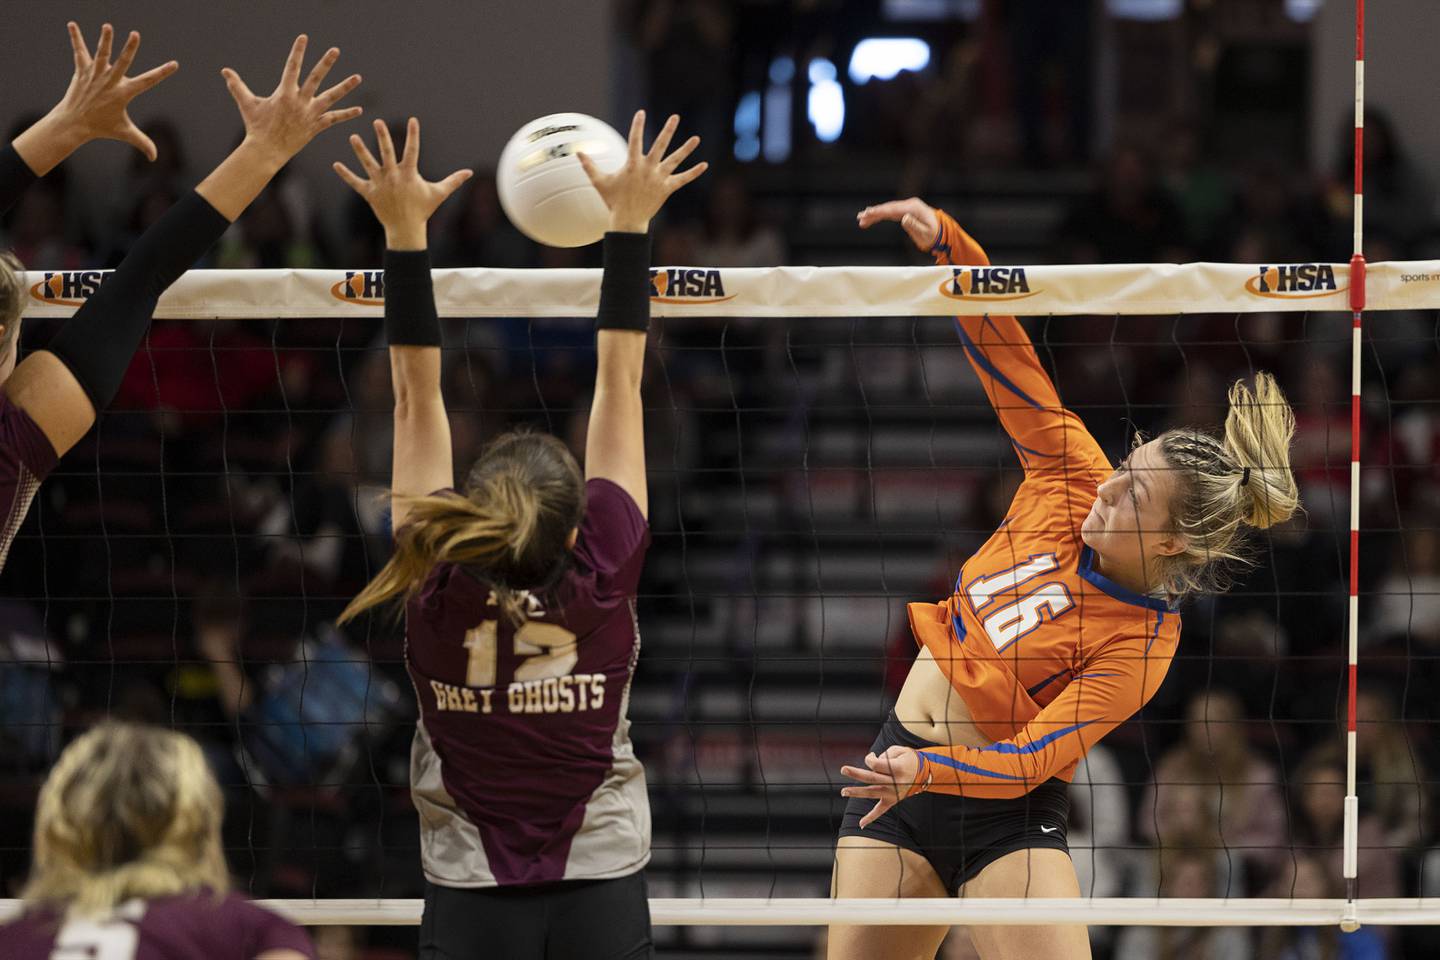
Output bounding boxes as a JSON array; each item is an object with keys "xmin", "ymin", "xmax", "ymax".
[
  {"xmin": 334, "ymin": 118, "xmax": 473, "ymax": 251},
  {"xmin": 578, "ymin": 110, "xmax": 707, "ymax": 234},
  {"xmin": 222, "ymin": 35, "xmax": 362, "ymax": 166},
  {"xmin": 857, "ymin": 197, "xmax": 941, "ymax": 253},
  {"xmin": 15, "ymin": 23, "xmax": 179, "ymax": 172},
  {"xmin": 840, "ymin": 746, "xmax": 924, "ymax": 829}
]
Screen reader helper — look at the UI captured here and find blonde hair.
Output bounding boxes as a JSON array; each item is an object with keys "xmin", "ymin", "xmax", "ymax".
[
  {"xmin": 339, "ymin": 431, "xmax": 584, "ymax": 626},
  {"xmin": 0, "ymin": 251, "xmax": 25, "ymax": 362},
  {"xmin": 1154, "ymin": 372, "xmax": 1300, "ymax": 599},
  {"xmin": 24, "ymin": 723, "xmax": 228, "ymax": 918}
]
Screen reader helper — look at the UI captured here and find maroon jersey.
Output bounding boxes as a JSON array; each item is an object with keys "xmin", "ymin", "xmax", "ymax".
[
  {"xmin": 405, "ymin": 478, "xmax": 651, "ymax": 887},
  {"xmin": 0, "ymin": 891, "xmax": 315, "ymax": 959},
  {"xmin": 0, "ymin": 393, "xmax": 57, "ymax": 573}
]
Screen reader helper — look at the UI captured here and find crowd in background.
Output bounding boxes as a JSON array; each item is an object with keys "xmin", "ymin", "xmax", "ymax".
[{"xmin": 4, "ymin": 6, "xmax": 1440, "ymax": 959}]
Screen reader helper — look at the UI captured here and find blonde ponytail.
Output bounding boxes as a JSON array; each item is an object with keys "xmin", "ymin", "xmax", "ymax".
[
  {"xmin": 339, "ymin": 430, "xmax": 586, "ymax": 625},
  {"xmin": 1221, "ymin": 373, "xmax": 1299, "ymax": 531},
  {"xmin": 1154, "ymin": 372, "xmax": 1300, "ymax": 599}
]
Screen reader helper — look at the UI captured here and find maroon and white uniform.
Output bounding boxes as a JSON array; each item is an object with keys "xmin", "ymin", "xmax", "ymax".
[
  {"xmin": 0, "ymin": 891, "xmax": 315, "ymax": 959},
  {"xmin": 0, "ymin": 394, "xmax": 57, "ymax": 573},
  {"xmin": 406, "ymin": 478, "xmax": 651, "ymax": 887}
]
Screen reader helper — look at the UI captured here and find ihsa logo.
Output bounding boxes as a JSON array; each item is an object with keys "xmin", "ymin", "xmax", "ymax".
[
  {"xmin": 939, "ymin": 267, "xmax": 1039, "ymax": 302},
  {"xmin": 331, "ymin": 271, "xmax": 385, "ymax": 306},
  {"xmin": 649, "ymin": 268, "xmax": 734, "ymax": 304},
  {"xmin": 29, "ymin": 271, "xmax": 108, "ymax": 307},
  {"xmin": 1245, "ymin": 264, "xmax": 1345, "ymax": 299}
]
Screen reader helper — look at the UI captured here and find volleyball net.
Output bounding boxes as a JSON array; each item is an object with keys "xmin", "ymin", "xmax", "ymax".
[{"xmin": 4, "ymin": 259, "xmax": 1440, "ymax": 952}]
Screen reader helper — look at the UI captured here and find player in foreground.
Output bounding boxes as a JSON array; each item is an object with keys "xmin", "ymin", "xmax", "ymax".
[
  {"xmin": 334, "ymin": 109, "xmax": 705, "ymax": 959},
  {"xmin": 832, "ymin": 198, "xmax": 1299, "ymax": 960},
  {"xmin": 0, "ymin": 723, "xmax": 314, "ymax": 959},
  {"xmin": 0, "ymin": 25, "xmax": 362, "ymax": 572}
]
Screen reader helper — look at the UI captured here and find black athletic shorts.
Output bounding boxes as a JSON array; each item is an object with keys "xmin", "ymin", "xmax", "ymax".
[
  {"xmin": 419, "ymin": 870, "xmax": 653, "ymax": 960},
  {"xmin": 838, "ymin": 711, "xmax": 1071, "ymax": 894}
]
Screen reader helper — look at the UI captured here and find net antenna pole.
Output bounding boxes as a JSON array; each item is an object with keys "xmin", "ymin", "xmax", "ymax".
[{"xmin": 1341, "ymin": 0, "xmax": 1366, "ymax": 937}]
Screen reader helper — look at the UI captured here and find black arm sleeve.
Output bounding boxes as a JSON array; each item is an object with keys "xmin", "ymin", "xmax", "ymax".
[
  {"xmin": 0, "ymin": 145, "xmax": 39, "ymax": 218},
  {"xmin": 382, "ymin": 249, "xmax": 441, "ymax": 347},
  {"xmin": 44, "ymin": 190, "xmax": 231, "ymax": 410},
  {"xmin": 596, "ymin": 231, "xmax": 651, "ymax": 332}
]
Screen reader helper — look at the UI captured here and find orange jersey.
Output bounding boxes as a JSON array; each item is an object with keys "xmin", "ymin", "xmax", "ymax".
[{"xmin": 907, "ymin": 210, "xmax": 1181, "ymax": 799}]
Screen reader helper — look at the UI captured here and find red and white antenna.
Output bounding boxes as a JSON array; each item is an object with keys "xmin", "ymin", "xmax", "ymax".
[{"xmin": 1341, "ymin": 0, "xmax": 1366, "ymax": 936}]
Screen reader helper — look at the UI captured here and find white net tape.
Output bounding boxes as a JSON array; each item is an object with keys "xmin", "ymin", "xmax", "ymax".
[{"xmin": 18, "ymin": 260, "xmax": 1440, "ymax": 320}]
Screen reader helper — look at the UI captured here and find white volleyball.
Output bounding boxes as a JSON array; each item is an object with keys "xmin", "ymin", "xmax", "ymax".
[{"xmin": 496, "ymin": 113, "xmax": 627, "ymax": 248}]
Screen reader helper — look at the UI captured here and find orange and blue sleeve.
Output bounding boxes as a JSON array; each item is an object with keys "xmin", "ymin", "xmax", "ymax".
[
  {"xmin": 932, "ymin": 210, "xmax": 1108, "ymax": 477},
  {"xmin": 908, "ymin": 635, "xmax": 1169, "ymax": 799}
]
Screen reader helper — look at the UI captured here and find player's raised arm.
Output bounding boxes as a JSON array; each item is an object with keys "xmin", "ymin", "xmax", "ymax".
[
  {"xmin": 3, "ymin": 22, "xmax": 178, "ymax": 213},
  {"xmin": 577, "ymin": 110, "xmax": 707, "ymax": 518},
  {"xmin": 333, "ymin": 117, "xmax": 472, "ymax": 529},
  {"xmin": 858, "ymin": 198, "xmax": 1108, "ymax": 478},
  {"xmin": 4, "ymin": 34, "xmax": 363, "ymax": 458}
]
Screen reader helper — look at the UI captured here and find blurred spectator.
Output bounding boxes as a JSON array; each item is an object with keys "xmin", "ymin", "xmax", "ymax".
[
  {"xmin": 1059, "ymin": 143, "xmax": 1189, "ymax": 263},
  {"xmin": 0, "ymin": 599, "xmax": 64, "ymax": 773},
  {"xmin": 1290, "ymin": 356, "xmax": 1351, "ymax": 526},
  {"xmin": 1372, "ymin": 522, "xmax": 1440, "ymax": 648},
  {"xmin": 1257, "ymin": 854, "xmax": 1389, "ymax": 960},
  {"xmin": 1326, "ymin": 109, "xmax": 1436, "ymax": 250},
  {"xmin": 1269, "ymin": 743, "xmax": 1402, "ymax": 901},
  {"xmin": 1352, "ymin": 685, "xmax": 1428, "ymax": 849},
  {"xmin": 1006, "ymin": 0, "xmax": 1092, "ymax": 166},
  {"xmin": 1138, "ymin": 689, "xmax": 1286, "ymax": 890},
  {"xmin": 624, "ymin": 0, "xmax": 734, "ymax": 163},
  {"xmin": 1114, "ymin": 845, "xmax": 1253, "ymax": 960},
  {"xmin": 696, "ymin": 171, "xmax": 785, "ymax": 267},
  {"xmin": 437, "ymin": 171, "xmax": 534, "ymax": 268},
  {"xmin": 1161, "ymin": 121, "xmax": 1234, "ymax": 259}
]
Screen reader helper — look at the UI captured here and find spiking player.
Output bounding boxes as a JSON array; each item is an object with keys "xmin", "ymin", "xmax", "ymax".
[
  {"xmin": 833, "ymin": 198, "xmax": 1300, "ymax": 960},
  {"xmin": 0, "ymin": 25, "xmax": 362, "ymax": 574},
  {"xmin": 334, "ymin": 110, "xmax": 705, "ymax": 959}
]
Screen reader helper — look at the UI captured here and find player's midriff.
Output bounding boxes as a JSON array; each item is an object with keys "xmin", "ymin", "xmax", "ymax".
[{"xmin": 892, "ymin": 645, "xmax": 995, "ymax": 748}]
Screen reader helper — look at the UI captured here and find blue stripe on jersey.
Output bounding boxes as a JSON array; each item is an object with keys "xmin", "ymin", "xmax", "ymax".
[
  {"xmin": 1026, "ymin": 669, "xmax": 1069, "ymax": 698},
  {"xmin": 918, "ymin": 751, "xmax": 1028, "ymax": 780},
  {"xmin": 952, "ymin": 321, "xmax": 1045, "ymax": 412},
  {"xmin": 979, "ymin": 720, "xmax": 1094, "ymax": 755}
]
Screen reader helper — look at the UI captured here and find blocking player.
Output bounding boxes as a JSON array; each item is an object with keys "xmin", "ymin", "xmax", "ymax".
[
  {"xmin": 832, "ymin": 198, "xmax": 1300, "ymax": 960},
  {"xmin": 0, "ymin": 25, "xmax": 362, "ymax": 572},
  {"xmin": 334, "ymin": 109, "xmax": 704, "ymax": 960}
]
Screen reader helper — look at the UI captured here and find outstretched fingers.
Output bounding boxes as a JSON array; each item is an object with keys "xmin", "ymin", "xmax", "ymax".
[
  {"xmin": 316, "ymin": 73, "xmax": 362, "ymax": 111},
  {"xmin": 400, "ymin": 117, "xmax": 420, "ymax": 169},
  {"xmin": 93, "ymin": 23, "xmax": 114, "ymax": 73},
  {"xmin": 625, "ymin": 109, "xmax": 645, "ymax": 162},
  {"xmin": 332, "ymin": 160, "xmax": 368, "ymax": 195},
  {"xmin": 303, "ymin": 47, "xmax": 340, "ymax": 94},
  {"xmin": 661, "ymin": 135, "xmax": 700, "ymax": 173},
  {"xmin": 320, "ymin": 105, "xmax": 365, "ymax": 131},
  {"xmin": 280, "ymin": 34, "xmax": 308, "ymax": 90},
  {"xmin": 856, "ymin": 199, "xmax": 922, "ymax": 229},
  {"xmin": 373, "ymin": 119, "xmax": 397, "ymax": 167},
  {"xmin": 220, "ymin": 67, "xmax": 256, "ymax": 108},
  {"xmin": 68, "ymin": 22, "xmax": 92, "ymax": 72},
  {"xmin": 576, "ymin": 150, "xmax": 604, "ymax": 190},
  {"xmin": 647, "ymin": 113, "xmax": 679, "ymax": 161},
  {"xmin": 110, "ymin": 30, "xmax": 141, "ymax": 82},
  {"xmin": 666, "ymin": 159, "xmax": 708, "ymax": 192},
  {"xmin": 435, "ymin": 168, "xmax": 474, "ymax": 202},
  {"xmin": 121, "ymin": 120, "xmax": 158, "ymax": 163},
  {"xmin": 349, "ymin": 132, "xmax": 382, "ymax": 176},
  {"xmin": 128, "ymin": 60, "xmax": 180, "ymax": 97}
]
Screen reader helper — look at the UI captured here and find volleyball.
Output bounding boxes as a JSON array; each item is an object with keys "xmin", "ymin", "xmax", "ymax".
[{"xmin": 496, "ymin": 113, "xmax": 628, "ymax": 248}]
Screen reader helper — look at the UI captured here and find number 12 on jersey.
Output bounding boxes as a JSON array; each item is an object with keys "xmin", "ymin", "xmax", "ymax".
[{"xmin": 464, "ymin": 619, "xmax": 580, "ymax": 688}]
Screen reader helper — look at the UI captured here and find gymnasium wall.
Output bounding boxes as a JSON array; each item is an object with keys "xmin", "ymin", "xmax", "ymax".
[{"xmin": 0, "ymin": 0, "xmax": 615, "ymax": 237}]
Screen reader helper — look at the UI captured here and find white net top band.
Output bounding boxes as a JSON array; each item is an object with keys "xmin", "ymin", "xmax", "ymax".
[{"xmin": 18, "ymin": 260, "xmax": 1440, "ymax": 320}]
